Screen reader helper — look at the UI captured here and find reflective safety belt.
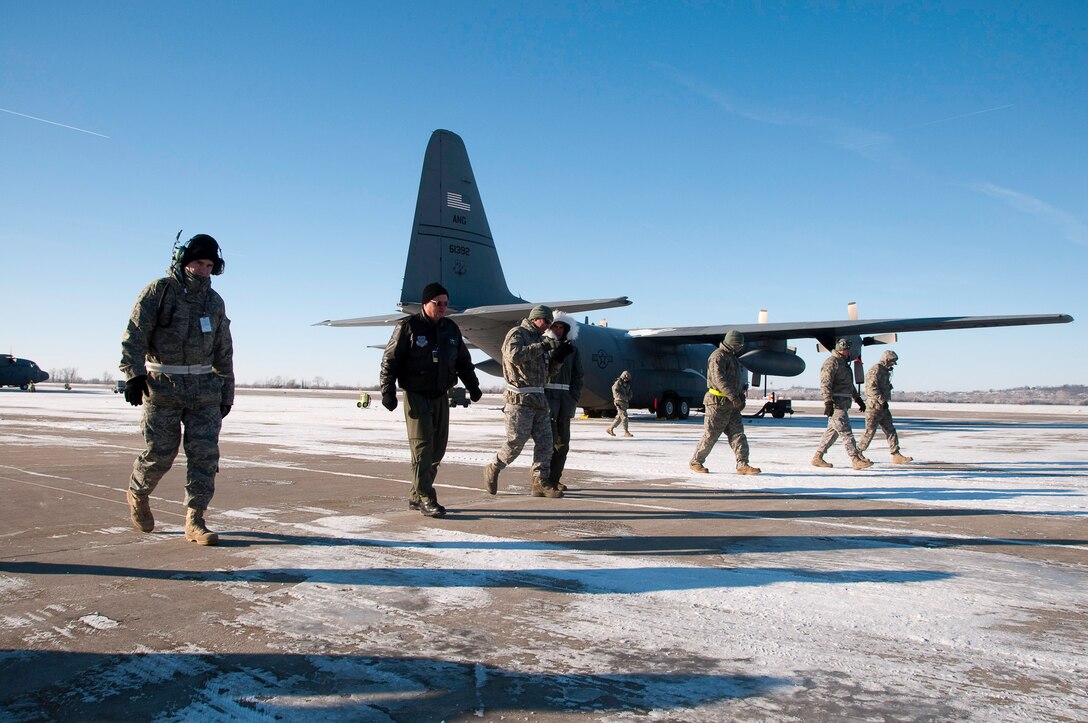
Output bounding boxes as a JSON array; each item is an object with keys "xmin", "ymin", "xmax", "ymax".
[
  {"xmin": 544, "ymin": 383, "xmax": 570, "ymax": 391},
  {"xmin": 146, "ymin": 362, "xmax": 214, "ymax": 375},
  {"xmin": 707, "ymin": 388, "xmax": 726, "ymax": 397},
  {"xmin": 506, "ymin": 385, "xmax": 545, "ymax": 394}
]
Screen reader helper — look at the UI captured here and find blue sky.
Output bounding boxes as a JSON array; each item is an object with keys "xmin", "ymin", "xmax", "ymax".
[{"xmin": 2, "ymin": 1, "xmax": 1084, "ymax": 391}]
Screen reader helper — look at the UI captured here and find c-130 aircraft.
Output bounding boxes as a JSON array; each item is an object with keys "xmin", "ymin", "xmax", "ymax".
[
  {"xmin": 319, "ymin": 130, "xmax": 1073, "ymax": 418},
  {"xmin": 1, "ymin": 354, "xmax": 49, "ymax": 390}
]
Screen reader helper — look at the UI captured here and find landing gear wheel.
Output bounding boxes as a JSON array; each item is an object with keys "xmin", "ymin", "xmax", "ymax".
[
  {"xmin": 659, "ymin": 394, "xmax": 677, "ymax": 419},
  {"xmin": 677, "ymin": 398, "xmax": 690, "ymax": 420}
]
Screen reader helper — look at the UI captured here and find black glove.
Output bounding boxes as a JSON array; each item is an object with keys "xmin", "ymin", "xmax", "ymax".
[
  {"xmin": 733, "ymin": 397, "xmax": 747, "ymax": 411},
  {"xmin": 823, "ymin": 400, "xmax": 835, "ymax": 417},
  {"xmin": 468, "ymin": 386, "xmax": 482, "ymax": 402},
  {"xmin": 220, "ymin": 405, "xmax": 231, "ymax": 418},
  {"xmin": 553, "ymin": 340, "xmax": 574, "ymax": 363},
  {"xmin": 382, "ymin": 391, "xmax": 398, "ymax": 411},
  {"xmin": 124, "ymin": 375, "xmax": 148, "ymax": 406},
  {"xmin": 857, "ymin": 400, "xmax": 867, "ymax": 413},
  {"xmin": 883, "ymin": 401, "xmax": 890, "ymax": 411}
]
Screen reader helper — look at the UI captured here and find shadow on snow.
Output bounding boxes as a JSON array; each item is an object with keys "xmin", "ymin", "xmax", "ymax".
[{"xmin": 0, "ymin": 650, "xmax": 791, "ymax": 720}]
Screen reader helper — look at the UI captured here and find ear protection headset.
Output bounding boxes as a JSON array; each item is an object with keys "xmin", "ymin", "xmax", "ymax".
[{"xmin": 171, "ymin": 230, "xmax": 226, "ymax": 276}]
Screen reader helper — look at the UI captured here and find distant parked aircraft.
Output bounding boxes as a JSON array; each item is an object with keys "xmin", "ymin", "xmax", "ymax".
[
  {"xmin": 1, "ymin": 354, "xmax": 49, "ymax": 390},
  {"xmin": 318, "ymin": 130, "xmax": 1073, "ymax": 418}
]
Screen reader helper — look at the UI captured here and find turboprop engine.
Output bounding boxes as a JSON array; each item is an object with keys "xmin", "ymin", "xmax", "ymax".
[{"xmin": 739, "ymin": 348, "xmax": 806, "ymax": 377}]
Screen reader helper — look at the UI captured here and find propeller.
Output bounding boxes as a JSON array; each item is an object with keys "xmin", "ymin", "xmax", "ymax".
[
  {"xmin": 751, "ymin": 309, "xmax": 769, "ymax": 388},
  {"xmin": 815, "ymin": 302, "xmax": 899, "ymax": 385}
]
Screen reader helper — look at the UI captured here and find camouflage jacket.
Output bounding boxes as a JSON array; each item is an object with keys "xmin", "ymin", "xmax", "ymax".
[
  {"xmin": 611, "ymin": 376, "xmax": 632, "ymax": 409},
  {"xmin": 502, "ymin": 318, "xmax": 552, "ymax": 408},
  {"xmin": 864, "ymin": 361, "xmax": 893, "ymax": 407},
  {"xmin": 380, "ymin": 312, "xmax": 479, "ymax": 398},
  {"xmin": 820, "ymin": 353, "xmax": 861, "ymax": 406},
  {"xmin": 546, "ymin": 344, "xmax": 584, "ymax": 419},
  {"xmin": 119, "ymin": 272, "xmax": 234, "ymax": 408},
  {"xmin": 704, "ymin": 343, "xmax": 744, "ymax": 408}
]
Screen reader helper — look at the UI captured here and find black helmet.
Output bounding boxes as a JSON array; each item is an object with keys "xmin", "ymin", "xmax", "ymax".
[{"xmin": 173, "ymin": 233, "xmax": 225, "ymax": 275}]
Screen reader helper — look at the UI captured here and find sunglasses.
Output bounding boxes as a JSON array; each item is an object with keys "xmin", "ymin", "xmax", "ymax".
[{"xmin": 429, "ymin": 300, "xmax": 449, "ymax": 307}]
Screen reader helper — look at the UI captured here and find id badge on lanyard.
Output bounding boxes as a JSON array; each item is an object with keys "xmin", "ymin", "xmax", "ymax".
[{"xmin": 200, "ymin": 316, "xmax": 213, "ymax": 333}]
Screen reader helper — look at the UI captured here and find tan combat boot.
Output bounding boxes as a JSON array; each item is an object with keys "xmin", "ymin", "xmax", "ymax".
[
  {"xmin": 689, "ymin": 461, "xmax": 709, "ymax": 474},
  {"xmin": 185, "ymin": 508, "xmax": 220, "ymax": 546},
  {"xmin": 811, "ymin": 453, "xmax": 833, "ymax": 468},
  {"xmin": 891, "ymin": 452, "xmax": 913, "ymax": 464},
  {"xmin": 736, "ymin": 463, "xmax": 761, "ymax": 475},
  {"xmin": 623, "ymin": 431, "xmax": 634, "ymax": 438},
  {"xmin": 606, "ymin": 427, "xmax": 616, "ymax": 437},
  {"xmin": 484, "ymin": 463, "xmax": 500, "ymax": 495},
  {"xmin": 531, "ymin": 476, "xmax": 563, "ymax": 498},
  {"xmin": 851, "ymin": 456, "xmax": 874, "ymax": 470},
  {"xmin": 127, "ymin": 490, "xmax": 154, "ymax": 532}
]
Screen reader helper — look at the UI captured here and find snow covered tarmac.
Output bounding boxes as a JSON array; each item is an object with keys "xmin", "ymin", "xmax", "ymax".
[{"xmin": 1, "ymin": 387, "xmax": 1085, "ymax": 721}]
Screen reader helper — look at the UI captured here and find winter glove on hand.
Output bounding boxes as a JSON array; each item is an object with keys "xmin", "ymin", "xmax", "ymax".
[
  {"xmin": 857, "ymin": 400, "xmax": 867, "ymax": 413},
  {"xmin": 220, "ymin": 405, "xmax": 231, "ymax": 418},
  {"xmin": 823, "ymin": 400, "xmax": 835, "ymax": 417},
  {"xmin": 468, "ymin": 386, "xmax": 482, "ymax": 403},
  {"xmin": 733, "ymin": 397, "xmax": 747, "ymax": 412},
  {"xmin": 882, "ymin": 401, "xmax": 890, "ymax": 411},
  {"xmin": 381, "ymin": 391, "xmax": 398, "ymax": 412},
  {"xmin": 124, "ymin": 375, "xmax": 148, "ymax": 406}
]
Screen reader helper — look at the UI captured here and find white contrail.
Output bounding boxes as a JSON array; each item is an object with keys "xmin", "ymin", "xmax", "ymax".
[
  {"xmin": 904, "ymin": 104, "xmax": 1015, "ymax": 130},
  {"xmin": 0, "ymin": 107, "xmax": 110, "ymax": 138}
]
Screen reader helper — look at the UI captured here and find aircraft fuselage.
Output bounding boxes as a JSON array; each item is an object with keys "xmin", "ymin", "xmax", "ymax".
[{"xmin": 0, "ymin": 355, "xmax": 49, "ymax": 389}]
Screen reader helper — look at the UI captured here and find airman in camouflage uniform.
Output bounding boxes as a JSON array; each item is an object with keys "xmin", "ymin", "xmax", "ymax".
[
  {"xmin": 690, "ymin": 330, "xmax": 760, "ymax": 475},
  {"xmin": 484, "ymin": 305, "xmax": 561, "ymax": 498},
  {"xmin": 607, "ymin": 370, "xmax": 633, "ymax": 437},
  {"xmin": 812, "ymin": 338, "xmax": 873, "ymax": 470},
  {"xmin": 857, "ymin": 350, "xmax": 913, "ymax": 464},
  {"xmin": 120, "ymin": 234, "xmax": 234, "ymax": 545},
  {"xmin": 544, "ymin": 312, "xmax": 583, "ymax": 491}
]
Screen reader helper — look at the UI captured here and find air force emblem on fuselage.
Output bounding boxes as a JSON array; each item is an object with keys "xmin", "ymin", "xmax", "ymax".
[{"xmin": 592, "ymin": 350, "xmax": 613, "ymax": 369}]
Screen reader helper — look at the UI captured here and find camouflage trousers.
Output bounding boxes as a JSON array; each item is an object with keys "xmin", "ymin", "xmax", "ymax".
[
  {"xmin": 403, "ymin": 391, "xmax": 449, "ymax": 505},
  {"xmin": 608, "ymin": 404, "xmax": 629, "ymax": 434},
  {"xmin": 129, "ymin": 402, "xmax": 222, "ymax": 510},
  {"xmin": 816, "ymin": 401, "xmax": 861, "ymax": 459},
  {"xmin": 549, "ymin": 415, "xmax": 571, "ymax": 486},
  {"xmin": 692, "ymin": 403, "xmax": 750, "ymax": 467},
  {"xmin": 857, "ymin": 405, "xmax": 901, "ymax": 455},
  {"xmin": 493, "ymin": 401, "xmax": 553, "ymax": 481}
]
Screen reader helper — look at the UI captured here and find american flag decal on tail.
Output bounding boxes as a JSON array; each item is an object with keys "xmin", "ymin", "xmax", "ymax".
[{"xmin": 446, "ymin": 192, "xmax": 472, "ymax": 211}]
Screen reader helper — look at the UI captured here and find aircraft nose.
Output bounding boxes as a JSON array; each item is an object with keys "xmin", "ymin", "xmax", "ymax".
[{"xmin": 37, "ymin": 371, "xmax": 50, "ymax": 382}]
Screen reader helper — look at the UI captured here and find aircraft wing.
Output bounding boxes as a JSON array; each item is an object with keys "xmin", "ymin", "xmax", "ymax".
[
  {"xmin": 314, "ymin": 312, "xmax": 409, "ymax": 327},
  {"xmin": 454, "ymin": 297, "xmax": 632, "ymax": 324},
  {"xmin": 628, "ymin": 313, "xmax": 1074, "ymax": 347},
  {"xmin": 315, "ymin": 297, "xmax": 631, "ymax": 328}
]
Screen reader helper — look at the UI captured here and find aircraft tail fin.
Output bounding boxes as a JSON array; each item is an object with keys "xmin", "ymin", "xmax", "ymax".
[{"xmin": 399, "ymin": 129, "xmax": 523, "ymax": 313}]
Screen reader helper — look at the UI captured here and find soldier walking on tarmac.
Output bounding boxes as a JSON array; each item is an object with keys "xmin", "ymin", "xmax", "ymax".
[
  {"xmin": 690, "ymin": 330, "xmax": 761, "ymax": 475},
  {"xmin": 607, "ymin": 370, "xmax": 633, "ymax": 437},
  {"xmin": 381, "ymin": 282, "xmax": 482, "ymax": 517},
  {"xmin": 120, "ymin": 233, "xmax": 234, "ymax": 545},
  {"xmin": 812, "ymin": 338, "xmax": 873, "ymax": 470},
  {"xmin": 857, "ymin": 350, "xmax": 913, "ymax": 464},
  {"xmin": 544, "ymin": 312, "xmax": 583, "ymax": 492},
  {"xmin": 484, "ymin": 305, "xmax": 563, "ymax": 498}
]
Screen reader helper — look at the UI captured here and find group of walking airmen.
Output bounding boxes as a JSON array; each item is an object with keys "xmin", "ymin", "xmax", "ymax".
[
  {"xmin": 119, "ymin": 246, "xmax": 913, "ymax": 536},
  {"xmin": 378, "ymin": 286, "xmax": 914, "ymax": 518}
]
